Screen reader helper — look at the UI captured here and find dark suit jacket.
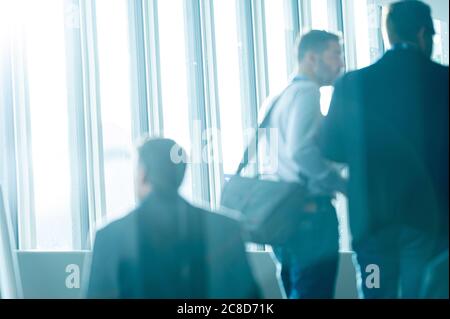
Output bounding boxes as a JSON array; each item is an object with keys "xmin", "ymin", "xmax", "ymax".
[
  {"xmin": 319, "ymin": 47, "xmax": 449, "ymax": 247},
  {"xmin": 85, "ymin": 192, "xmax": 261, "ymax": 298}
]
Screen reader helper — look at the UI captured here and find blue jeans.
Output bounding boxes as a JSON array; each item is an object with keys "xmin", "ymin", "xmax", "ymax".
[
  {"xmin": 274, "ymin": 202, "xmax": 339, "ymax": 299},
  {"xmin": 353, "ymin": 225, "xmax": 438, "ymax": 299}
]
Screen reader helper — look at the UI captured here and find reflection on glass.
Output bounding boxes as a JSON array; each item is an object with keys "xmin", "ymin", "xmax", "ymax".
[
  {"xmin": 25, "ymin": 0, "xmax": 72, "ymax": 249},
  {"xmin": 213, "ymin": 0, "xmax": 244, "ymax": 176},
  {"xmin": 265, "ymin": 0, "xmax": 289, "ymax": 95},
  {"xmin": 96, "ymin": 0, "xmax": 135, "ymax": 222}
]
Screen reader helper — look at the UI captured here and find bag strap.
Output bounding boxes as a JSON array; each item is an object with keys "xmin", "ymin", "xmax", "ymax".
[{"xmin": 235, "ymin": 94, "xmax": 282, "ymax": 175}]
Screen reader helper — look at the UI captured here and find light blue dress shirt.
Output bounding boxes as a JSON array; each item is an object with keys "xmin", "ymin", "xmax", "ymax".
[{"xmin": 259, "ymin": 75, "xmax": 346, "ymax": 196}]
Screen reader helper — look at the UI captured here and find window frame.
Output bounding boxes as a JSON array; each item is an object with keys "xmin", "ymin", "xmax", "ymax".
[{"xmin": 0, "ymin": 0, "xmax": 419, "ymax": 253}]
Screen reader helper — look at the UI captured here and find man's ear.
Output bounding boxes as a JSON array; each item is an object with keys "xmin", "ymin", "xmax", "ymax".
[
  {"xmin": 417, "ymin": 26, "xmax": 433, "ymax": 57},
  {"xmin": 304, "ymin": 51, "xmax": 317, "ymax": 64},
  {"xmin": 418, "ymin": 27, "xmax": 426, "ymax": 43},
  {"xmin": 136, "ymin": 165, "xmax": 152, "ymax": 200}
]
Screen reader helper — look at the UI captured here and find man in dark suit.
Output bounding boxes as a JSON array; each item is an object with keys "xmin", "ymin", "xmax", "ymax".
[
  {"xmin": 85, "ymin": 138, "xmax": 260, "ymax": 298},
  {"xmin": 319, "ymin": 0, "xmax": 448, "ymax": 298}
]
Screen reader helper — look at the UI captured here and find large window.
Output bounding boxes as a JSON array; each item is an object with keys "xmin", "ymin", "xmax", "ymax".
[
  {"xmin": 95, "ymin": 0, "xmax": 135, "ymax": 222},
  {"xmin": 213, "ymin": 0, "xmax": 244, "ymax": 176},
  {"xmin": 1, "ymin": 0, "xmax": 447, "ymax": 255},
  {"xmin": 24, "ymin": 0, "xmax": 73, "ymax": 250}
]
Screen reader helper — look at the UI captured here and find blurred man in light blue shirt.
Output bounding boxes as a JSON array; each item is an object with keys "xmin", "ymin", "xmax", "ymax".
[
  {"xmin": 263, "ymin": 76, "xmax": 346, "ymax": 195},
  {"xmin": 261, "ymin": 30, "xmax": 347, "ymax": 299}
]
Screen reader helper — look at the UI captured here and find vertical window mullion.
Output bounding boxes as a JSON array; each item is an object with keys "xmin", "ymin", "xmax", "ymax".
[
  {"xmin": 127, "ymin": 0, "xmax": 150, "ymax": 140},
  {"xmin": 327, "ymin": 0, "xmax": 341, "ymax": 32},
  {"xmin": 0, "ymin": 35, "xmax": 19, "ymax": 249},
  {"xmin": 11, "ymin": 34, "xmax": 36, "ymax": 250},
  {"xmin": 236, "ymin": 0, "xmax": 259, "ymax": 177},
  {"xmin": 64, "ymin": 0, "xmax": 92, "ymax": 250},
  {"xmin": 79, "ymin": 0, "xmax": 107, "ymax": 237},
  {"xmin": 183, "ymin": 0, "xmax": 211, "ymax": 206},
  {"xmin": 199, "ymin": 0, "xmax": 224, "ymax": 210},
  {"xmin": 285, "ymin": 0, "xmax": 301, "ymax": 77},
  {"xmin": 142, "ymin": 0, "xmax": 164, "ymax": 136},
  {"xmin": 251, "ymin": 0, "xmax": 270, "ymax": 104},
  {"xmin": 299, "ymin": 0, "xmax": 312, "ymax": 30}
]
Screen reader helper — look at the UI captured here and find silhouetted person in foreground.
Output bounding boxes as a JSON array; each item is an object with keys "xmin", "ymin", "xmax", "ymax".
[
  {"xmin": 319, "ymin": 0, "xmax": 448, "ymax": 298},
  {"xmin": 86, "ymin": 138, "xmax": 260, "ymax": 298}
]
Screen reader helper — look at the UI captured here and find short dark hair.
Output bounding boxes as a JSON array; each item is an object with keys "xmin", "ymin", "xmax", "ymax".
[
  {"xmin": 297, "ymin": 30, "xmax": 340, "ymax": 61},
  {"xmin": 386, "ymin": 0, "xmax": 435, "ymax": 43},
  {"xmin": 138, "ymin": 137, "xmax": 186, "ymax": 193}
]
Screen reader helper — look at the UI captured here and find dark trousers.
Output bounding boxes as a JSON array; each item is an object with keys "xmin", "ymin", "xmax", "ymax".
[
  {"xmin": 353, "ymin": 225, "xmax": 439, "ymax": 299},
  {"xmin": 274, "ymin": 203, "xmax": 339, "ymax": 299}
]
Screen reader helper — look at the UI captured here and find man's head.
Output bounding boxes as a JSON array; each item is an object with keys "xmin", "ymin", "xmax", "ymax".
[
  {"xmin": 386, "ymin": 0, "xmax": 435, "ymax": 58},
  {"xmin": 135, "ymin": 137, "xmax": 186, "ymax": 201},
  {"xmin": 297, "ymin": 30, "xmax": 343, "ymax": 87}
]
